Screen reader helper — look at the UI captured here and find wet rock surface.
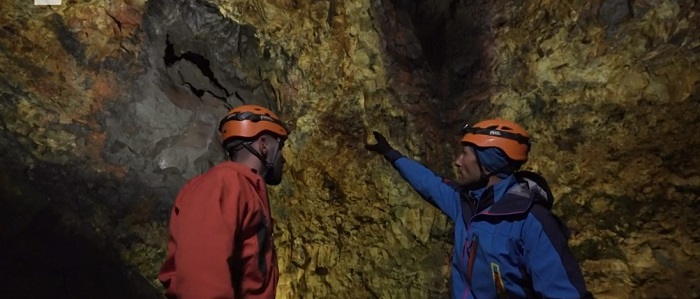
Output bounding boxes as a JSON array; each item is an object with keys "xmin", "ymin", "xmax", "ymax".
[{"xmin": 1, "ymin": 0, "xmax": 699, "ymax": 298}]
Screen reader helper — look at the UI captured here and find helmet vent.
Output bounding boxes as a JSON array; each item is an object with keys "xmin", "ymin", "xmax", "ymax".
[{"xmin": 501, "ymin": 126, "xmax": 513, "ymax": 131}]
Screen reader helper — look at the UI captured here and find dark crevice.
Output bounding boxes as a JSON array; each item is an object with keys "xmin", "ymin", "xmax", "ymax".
[
  {"xmin": 163, "ymin": 35, "xmax": 178, "ymax": 66},
  {"xmin": 105, "ymin": 10, "xmax": 123, "ymax": 34},
  {"xmin": 49, "ymin": 13, "xmax": 86, "ymax": 64},
  {"xmin": 163, "ymin": 34, "xmax": 231, "ymax": 101},
  {"xmin": 177, "ymin": 71, "xmax": 205, "ymax": 98},
  {"xmin": 327, "ymin": 0, "xmax": 337, "ymax": 27}
]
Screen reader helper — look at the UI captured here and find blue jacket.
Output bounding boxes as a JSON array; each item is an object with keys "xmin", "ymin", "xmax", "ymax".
[{"xmin": 391, "ymin": 156, "xmax": 591, "ymax": 299}]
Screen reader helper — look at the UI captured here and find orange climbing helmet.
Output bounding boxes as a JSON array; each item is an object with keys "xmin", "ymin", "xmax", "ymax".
[
  {"xmin": 218, "ymin": 104, "xmax": 289, "ymax": 144},
  {"xmin": 460, "ymin": 119, "xmax": 531, "ymax": 162}
]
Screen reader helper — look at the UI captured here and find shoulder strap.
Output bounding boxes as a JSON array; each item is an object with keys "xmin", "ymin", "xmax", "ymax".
[
  {"xmin": 515, "ymin": 171, "xmax": 554, "ymax": 209},
  {"xmin": 516, "ymin": 171, "xmax": 572, "ymax": 239},
  {"xmin": 530, "ymin": 203, "xmax": 572, "ymax": 240}
]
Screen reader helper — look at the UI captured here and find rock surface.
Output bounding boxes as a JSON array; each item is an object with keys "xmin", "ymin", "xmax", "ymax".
[{"xmin": 1, "ymin": 0, "xmax": 699, "ymax": 298}]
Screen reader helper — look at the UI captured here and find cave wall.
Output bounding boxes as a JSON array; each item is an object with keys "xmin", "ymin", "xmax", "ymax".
[
  {"xmin": 483, "ymin": 1, "xmax": 700, "ymax": 297},
  {"xmin": 1, "ymin": 0, "xmax": 699, "ymax": 298}
]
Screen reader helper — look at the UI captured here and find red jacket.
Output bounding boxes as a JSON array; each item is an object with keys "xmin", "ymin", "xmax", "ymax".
[{"xmin": 158, "ymin": 161, "xmax": 278, "ymax": 298}]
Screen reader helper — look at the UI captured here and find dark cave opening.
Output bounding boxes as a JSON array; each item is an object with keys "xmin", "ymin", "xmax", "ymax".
[
  {"xmin": 385, "ymin": 0, "xmax": 497, "ymax": 143},
  {"xmin": 389, "ymin": 0, "xmax": 496, "ymax": 127},
  {"xmin": 377, "ymin": 0, "xmax": 496, "ymax": 176},
  {"xmin": 391, "ymin": 0, "xmax": 448, "ymax": 73},
  {"xmin": 0, "ymin": 208, "xmax": 160, "ymax": 299},
  {"xmin": 0, "ymin": 154, "xmax": 162, "ymax": 299}
]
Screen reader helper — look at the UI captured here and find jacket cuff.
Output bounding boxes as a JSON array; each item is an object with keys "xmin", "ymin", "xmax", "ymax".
[{"xmin": 383, "ymin": 149, "xmax": 403, "ymax": 163}]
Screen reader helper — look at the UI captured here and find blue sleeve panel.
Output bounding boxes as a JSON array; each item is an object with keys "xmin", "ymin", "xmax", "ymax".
[
  {"xmin": 523, "ymin": 205, "xmax": 593, "ymax": 299},
  {"xmin": 392, "ymin": 157, "xmax": 461, "ymax": 222}
]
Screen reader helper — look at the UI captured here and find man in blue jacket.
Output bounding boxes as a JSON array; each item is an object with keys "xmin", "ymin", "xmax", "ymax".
[{"xmin": 366, "ymin": 119, "xmax": 592, "ymax": 299}]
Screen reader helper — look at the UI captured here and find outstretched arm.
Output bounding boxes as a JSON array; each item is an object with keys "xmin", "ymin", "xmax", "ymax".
[
  {"xmin": 392, "ymin": 156, "xmax": 462, "ymax": 221},
  {"xmin": 367, "ymin": 131, "xmax": 462, "ymax": 222}
]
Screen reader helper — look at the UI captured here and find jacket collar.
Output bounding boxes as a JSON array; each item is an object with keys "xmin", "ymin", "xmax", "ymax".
[
  {"xmin": 469, "ymin": 175, "xmax": 517, "ymax": 204},
  {"xmin": 217, "ymin": 161, "xmax": 264, "ymax": 190}
]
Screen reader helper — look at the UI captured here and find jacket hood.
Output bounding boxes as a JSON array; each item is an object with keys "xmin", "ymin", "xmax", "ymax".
[
  {"xmin": 511, "ymin": 171, "xmax": 555, "ymax": 209},
  {"xmin": 480, "ymin": 171, "xmax": 555, "ymax": 215}
]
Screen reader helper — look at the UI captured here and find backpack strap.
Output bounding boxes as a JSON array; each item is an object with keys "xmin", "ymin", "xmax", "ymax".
[
  {"xmin": 515, "ymin": 171, "xmax": 574, "ymax": 296},
  {"xmin": 530, "ymin": 202, "xmax": 572, "ymax": 240},
  {"xmin": 515, "ymin": 171, "xmax": 571, "ymax": 239},
  {"xmin": 515, "ymin": 171, "xmax": 554, "ymax": 209}
]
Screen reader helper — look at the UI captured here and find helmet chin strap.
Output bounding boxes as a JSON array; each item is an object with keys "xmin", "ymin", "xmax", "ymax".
[
  {"xmin": 473, "ymin": 153, "xmax": 489, "ymax": 181},
  {"xmin": 473, "ymin": 154, "xmax": 513, "ymax": 184},
  {"xmin": 242, "ymin": 142, "xmax": 274, "ymax": 175}
]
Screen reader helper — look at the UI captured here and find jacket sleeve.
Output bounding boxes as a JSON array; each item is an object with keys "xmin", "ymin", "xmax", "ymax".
[
  {"xmin": 522, "ymin": 205, "xmax": 593, "ymax": 299},
  {"xmin": 392, "ymin": 156, "xmax": 462, "ymax": 222},
  {"xmin": 169, "ymin": 173, "xmax": 246, "ymax": 299}
]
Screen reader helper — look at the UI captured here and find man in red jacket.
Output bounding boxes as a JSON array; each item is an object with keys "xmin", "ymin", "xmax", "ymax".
[{"xmin": 158, "ymin": 104, "xmax": 290, "ymax": 298}]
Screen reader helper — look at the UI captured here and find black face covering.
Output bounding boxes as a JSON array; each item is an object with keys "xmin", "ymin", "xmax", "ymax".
[{"xmin": 263, "ymin": 150, "xmax": 284, "ymax": 185}]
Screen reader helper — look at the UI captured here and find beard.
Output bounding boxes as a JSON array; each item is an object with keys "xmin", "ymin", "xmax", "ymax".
[
  {"xmin": 263, "ymin": 152, "xmax": 284, "ymax": 185},
  {"xmin": 462, "ymin": 177, "xmax": 489, "ymax": 190}
]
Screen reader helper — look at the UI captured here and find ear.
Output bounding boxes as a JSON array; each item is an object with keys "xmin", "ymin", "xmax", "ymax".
[{"xmin": 258, "ymin": 135, "xmax": 269, "ymax": 156}]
